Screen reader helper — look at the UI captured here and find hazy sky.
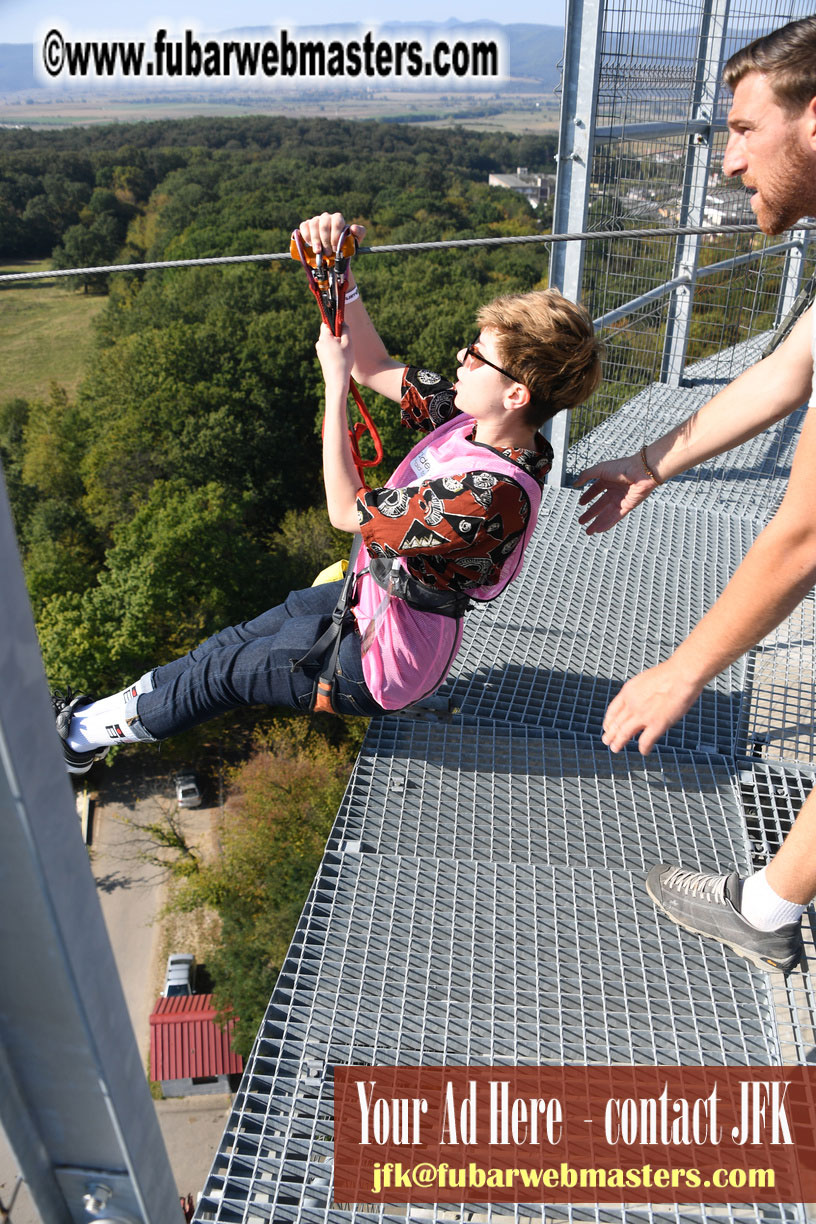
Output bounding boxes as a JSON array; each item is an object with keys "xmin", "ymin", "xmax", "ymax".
[{"xmin": 2, "ymin": 0, "xmax": 567, "ymax": 44}]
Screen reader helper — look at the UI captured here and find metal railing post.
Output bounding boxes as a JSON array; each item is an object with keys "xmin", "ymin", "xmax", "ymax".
[
  {"xmin": 660, "ymin": 0, "xmax": 731, "ymax": 386},
  {"xmin": 547, "ymin": 0, "xmax": 604, "ymax": 485},
  {"xmin": 0, "ymin": 468, "xmax": 181, "ymax": 1224},
  {"xmin": 775, "ymin": 226, "xmax": 810, "ymax": 326}
]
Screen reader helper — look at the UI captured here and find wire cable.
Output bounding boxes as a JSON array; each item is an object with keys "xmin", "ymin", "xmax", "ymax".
[{"xmin": 2, "ymin": 222, "xmax": 814, "ymax": 285}]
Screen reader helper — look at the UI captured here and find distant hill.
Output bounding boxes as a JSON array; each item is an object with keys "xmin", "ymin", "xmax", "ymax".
[{"xmin": 0, "ymin": 22, "xmax": 565, "ymax": 96}]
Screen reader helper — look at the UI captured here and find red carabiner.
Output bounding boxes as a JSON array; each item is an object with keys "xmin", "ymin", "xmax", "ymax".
[{"xmin": 291, "ymin": 227, "xmax": 383, "ymax": 484}]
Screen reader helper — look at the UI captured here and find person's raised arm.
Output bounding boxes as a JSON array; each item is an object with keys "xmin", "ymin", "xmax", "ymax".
[
  {"xmin": 575, "ymin": 305, "xmax": 815, "ymax": 534},
  {"xmin": 298, "ymin": 211, "xmax": 404, "ymax": 402},
  {"xmin": 315, "ymin": 323, "xmax": 365, "ymax": 535}
]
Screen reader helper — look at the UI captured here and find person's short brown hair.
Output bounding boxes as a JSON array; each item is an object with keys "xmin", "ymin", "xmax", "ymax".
[
  {"xmin": 723, "ymin": 16, "xmax": 816, "ymax": 114},
  {"xmin": 477, "ymin": 288, "xmax": 603, "ymax": 428}
]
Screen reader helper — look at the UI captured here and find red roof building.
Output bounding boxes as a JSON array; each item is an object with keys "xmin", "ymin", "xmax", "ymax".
[{"xmin": 150, "ymin": 994, "xmax": 243, "ymax": 1095}]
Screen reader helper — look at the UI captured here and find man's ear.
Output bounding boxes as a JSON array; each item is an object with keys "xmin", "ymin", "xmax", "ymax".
[{"xmin": 805, "ymin": 95, "xmax": 816, "ymax": 150}]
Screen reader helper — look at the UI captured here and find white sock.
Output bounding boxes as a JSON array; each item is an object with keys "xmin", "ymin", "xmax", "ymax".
[
  {"xmin": 740, "ymin": 867, "xmax": 805, "ymax": 932},
  {"xmin": 121, "ymin": 671, "xmax": 154, "ymax": 702},
  {"xmin": 66, "ymin": 672, "xmax": 153, "ymax": 752}
]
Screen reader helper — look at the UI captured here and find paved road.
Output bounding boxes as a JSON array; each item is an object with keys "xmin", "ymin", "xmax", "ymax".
[{"xmin": 90, "ymin": 762, "xmax": 170, "ymax": 1061}]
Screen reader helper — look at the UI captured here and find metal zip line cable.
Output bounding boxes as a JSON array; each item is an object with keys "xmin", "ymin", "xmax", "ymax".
[{"xmin": 2, "ymin": 221, "xmax": 813, "ymax": 285}]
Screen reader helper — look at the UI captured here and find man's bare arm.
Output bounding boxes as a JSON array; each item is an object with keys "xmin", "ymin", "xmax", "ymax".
[
  {"xmin": 602, "ymin": 397, "xmax": 816, "ymax": 753},
  {"xmin": 576, "ymin": 306, "xmax": 814, "ymax": 533}
]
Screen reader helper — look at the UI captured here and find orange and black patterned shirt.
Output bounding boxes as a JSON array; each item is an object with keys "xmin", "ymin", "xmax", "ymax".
[{"xmin": 355, "ymin": 366, "xmax": 553, "ymax": 592}]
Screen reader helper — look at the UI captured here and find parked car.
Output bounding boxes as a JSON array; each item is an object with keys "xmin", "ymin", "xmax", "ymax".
[
  {"xmin": 162, "ymin": 952, "xmax": 195, "ymax": 997},
  {"xmin": 174, "ymin": 772, "xmax": 202, "ymax": 808}
]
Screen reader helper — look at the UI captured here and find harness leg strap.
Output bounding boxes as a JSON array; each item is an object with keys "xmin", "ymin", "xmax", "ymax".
[{"xmin": 291, "ymin": 538, "xmax": 362, "ymax": 714}]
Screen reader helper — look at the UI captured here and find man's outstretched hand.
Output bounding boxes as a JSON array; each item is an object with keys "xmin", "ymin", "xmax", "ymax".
[
  {"xmin": 601, "ymin": 661, "xmax": 703, "ymax": 754},
  {"xmin": 573, "ymin": 456, "xmax": 659, "ymax": 534}
]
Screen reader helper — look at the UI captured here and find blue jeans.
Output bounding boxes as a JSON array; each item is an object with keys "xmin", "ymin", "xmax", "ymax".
[{"xmin": 127, "ymin": 582, "xmax": 382, "ymax": 741}]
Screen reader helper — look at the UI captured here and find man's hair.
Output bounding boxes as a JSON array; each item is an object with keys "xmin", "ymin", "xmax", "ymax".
[
  {"xmin": 477, "ymin": 288, "xmax": 603, "ymax": 427},
  {"xmin": 724, "ymin": 16, "xmax": 816, "ymax": 113}
]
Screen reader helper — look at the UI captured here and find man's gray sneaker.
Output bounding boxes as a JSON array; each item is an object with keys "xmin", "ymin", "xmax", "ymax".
[
  {"xmin": 52, "ymin": 688, "xmax": 109, "ymax": 776},
  {"xmin": 645, "ymin": 863, "xmax": 804, "ymax": 974}
]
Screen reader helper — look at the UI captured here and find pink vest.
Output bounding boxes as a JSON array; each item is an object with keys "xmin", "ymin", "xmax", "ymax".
[{"xmin": 352, "ymin": 414, "xmax": 543, "ymax": 709}]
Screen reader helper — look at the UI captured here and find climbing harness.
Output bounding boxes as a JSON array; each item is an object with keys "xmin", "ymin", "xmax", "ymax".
[
  {"xmin": 368, "ymin": 557, "xmax": 472, "ymax": 619},
  {"xmin": 290, "ymin": 226, "xmax": 383, "ymax": 484},
  {"xmin": 292, "ymin": 536, "xmax": 362, "ymax": 714}
]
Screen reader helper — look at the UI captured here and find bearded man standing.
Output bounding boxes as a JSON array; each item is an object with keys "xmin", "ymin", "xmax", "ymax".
[{"xmin": 575, "ymin": 16, "xmax": 816, "ymax": 974}]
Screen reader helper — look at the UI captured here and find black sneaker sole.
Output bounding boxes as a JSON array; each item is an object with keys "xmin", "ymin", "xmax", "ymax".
[
  {"xmin": 645, "ymin": 875, "xmax": 802, "ymax": 975},
  {"xmin": 64, "ymin": 746, "xmax": 110, "ymax": 776}
]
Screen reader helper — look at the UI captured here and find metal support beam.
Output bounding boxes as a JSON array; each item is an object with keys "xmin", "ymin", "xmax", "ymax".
[
  {"xmin": 595, "ymin": 118, "xmax": 727, "ymax": 141},
  {"xmin": 660, "ymin": 0, "xmax": 732, "ymax": 386},
  {"xmin": 594, "ymin": 238, "xmax": 797, "ymax": 331},
  {"xmin": 0, "ymin": 468, "xmax": 181, "ymax": 1224},
  {"xmin": 546, "ymin": 0, "xmax": 604, "ymax": 485},
  {"xmin": 775, "ymin": 227, "xmax": 810, "ymax": 327}
]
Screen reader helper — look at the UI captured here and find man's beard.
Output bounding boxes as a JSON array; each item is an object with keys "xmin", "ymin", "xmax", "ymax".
[{"xmin": 752, "ymin": 131, "xmax": 814, "ymax": 235}]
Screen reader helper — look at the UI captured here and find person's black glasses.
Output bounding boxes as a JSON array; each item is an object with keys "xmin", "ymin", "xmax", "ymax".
[{"xmin": 464, "ymin": 336, "xmax": 520, "ymax": 383}]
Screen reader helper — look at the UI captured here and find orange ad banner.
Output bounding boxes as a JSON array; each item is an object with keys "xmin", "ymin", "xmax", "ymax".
[{"xmin": 334, "ymin": 1065, "xmax": 816, "ymax": 1204}]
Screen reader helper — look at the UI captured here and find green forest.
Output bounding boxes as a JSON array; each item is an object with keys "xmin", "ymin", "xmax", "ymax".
[{"xmin": 0, "ymin": 115, "xmax": 556, "ymax": 1051}]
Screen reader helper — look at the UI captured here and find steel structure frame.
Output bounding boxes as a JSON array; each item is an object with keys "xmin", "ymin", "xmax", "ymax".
[
  {"xmin": 0, "ymin": 476, "xmax": 181, "ymax": 1224},
  {"xmin": 196, "ymin": 310, "xmax": 815, "ymax": 1224},
  {"xmin": 549, "ymin": 0, "xmax": 814, "ymax": 483}
]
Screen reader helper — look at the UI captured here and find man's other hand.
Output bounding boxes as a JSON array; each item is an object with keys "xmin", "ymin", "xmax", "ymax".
[{"xmin": 601, "ymin": 661, "xmax": 702, "ymax": 754}]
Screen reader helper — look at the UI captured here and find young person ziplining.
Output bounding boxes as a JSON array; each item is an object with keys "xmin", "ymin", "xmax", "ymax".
[{"xmin": 54, "ymin": 210, "xmax": 603, "ymax": 774}]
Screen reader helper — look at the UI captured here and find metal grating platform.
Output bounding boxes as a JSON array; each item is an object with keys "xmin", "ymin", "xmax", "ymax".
[
  {"xmin": 328, "ymin": 719, "xmax": 751, "ymax": 873},
  {"xmin": 741, "ymin": 596, "xmax": 816, "ymax": 765},
  {"xmin": 198, "ymin": 307, "xmax": 815, "ymax": 1223},
  {"xmin": 199, "ymin": 853, "xmax": 797, "ymax": 1224},
  {"xmin": 568, "ymin": 385, "xmax": 801, "ymax": 523},
  {"xmin": 738, "ymin": 759, "xmax": 816, "ymax": 863},
  {"xmin": 439, "ymin": 492, "xmax": 758, "ymax": 755}
]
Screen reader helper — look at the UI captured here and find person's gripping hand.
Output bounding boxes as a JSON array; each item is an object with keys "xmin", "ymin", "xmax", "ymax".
[
  {"xmin": 316, "ymin": 323, "xmax": 354, "ymax": 389},
  {"xmin": 573, "ymin": 456, "xmax": 658, "ymax": 534},
  {"xmin": 298, "ymin": 211, "xmax": 366, "ymax": 258},
  {"xmin": 601, "ymin": 661, "xmax": 702, "ymax": 754}
]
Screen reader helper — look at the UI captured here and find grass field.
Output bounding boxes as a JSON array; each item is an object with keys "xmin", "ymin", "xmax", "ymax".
[
  {"xmin": 0, "ymin": 261, "xmax": 106, "ymax": 404},
  {"xmin": 0, "ymin": 89, "xmax": 560, "ymax": 134}
]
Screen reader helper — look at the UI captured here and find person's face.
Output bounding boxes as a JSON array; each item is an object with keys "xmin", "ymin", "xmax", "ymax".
[
  {"xmin": 454, "ymin": 328, "xmax": 518, "ymax": 416},
  {"xmin": 723, "ymin": 71, "xmax": 816, "ymax": 235}
]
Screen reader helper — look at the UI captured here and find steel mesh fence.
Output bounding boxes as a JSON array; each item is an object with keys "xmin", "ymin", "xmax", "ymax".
[{"xmin": 563, "ymin": 0, "xmax": 816, "ymax": 460}]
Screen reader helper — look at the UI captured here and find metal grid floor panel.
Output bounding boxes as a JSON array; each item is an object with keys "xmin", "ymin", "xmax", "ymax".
[
  {"xmin": 742, "ymin": 596, "xmax": 816, "ymax": 765},
  {"xmin": 567, "ymin": 331, "xmax": 803, "ymax": 523},
  {"xmin": 439, "ymin": 492, "xmax": 758, "ymax": 754},
  {"xmin": 197, "ymin": 854, "xmax": 798, "ymax": 1224},
  {"xmin": 330, "ymin": 719, "xmax": 751, "ymax": 874},
  {"xmin": 197, "ymin": 328, "xmax": 816, "ymax": 1224},
  {"xmin": 735, "ymin": 761, "xmax": 816, "ymax": 1065},
  {"xmin": 260, "ymin": 855, "xmax": 779, "ymax": 1065},
  {"xmin": 737, "ymin": 760, "xmax": 816, "ymax": 863}
]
